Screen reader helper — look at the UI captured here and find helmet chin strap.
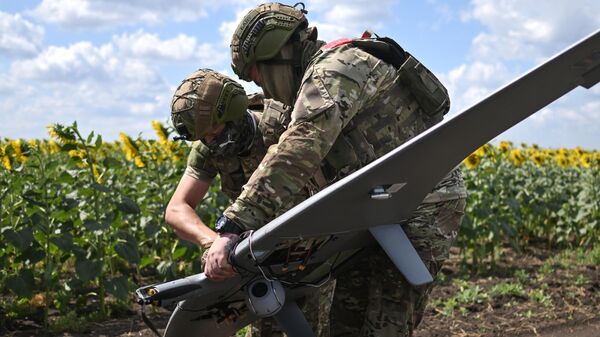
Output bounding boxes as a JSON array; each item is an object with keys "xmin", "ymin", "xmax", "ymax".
[
  {"xmin": 204, "ymin": 110, "xmax": 257, "ymax": 156},
  {"xmin": 239, "ymin": 110, "xmax": 258, "ymax": 155}
]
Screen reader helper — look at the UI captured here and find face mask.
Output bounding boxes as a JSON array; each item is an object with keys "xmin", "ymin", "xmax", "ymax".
[
  {"xmin": 203, "ymin": 111, "xmax": 256, "ymax": 156},
  {"xmin": 258, "ymin": 63, "xmax": 297, "ymax": 106}
]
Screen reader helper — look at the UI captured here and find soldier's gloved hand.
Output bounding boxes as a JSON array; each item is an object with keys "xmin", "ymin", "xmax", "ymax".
[{"xmin": 205, "ymin": 233, "xmax": 239, "ymax": 281}]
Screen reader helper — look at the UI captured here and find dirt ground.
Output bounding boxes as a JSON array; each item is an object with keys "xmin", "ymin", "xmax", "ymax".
[{"xmin": 3, "ymin": 244, "xmax": 599, "ymax": 337}]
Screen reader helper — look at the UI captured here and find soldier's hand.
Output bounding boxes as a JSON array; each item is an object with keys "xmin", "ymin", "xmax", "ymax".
[{"xmin": 204, "ymin": 233, "xmax": 239, "ymax": 281}]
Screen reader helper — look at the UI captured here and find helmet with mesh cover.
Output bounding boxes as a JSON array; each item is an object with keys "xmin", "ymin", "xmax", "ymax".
[
  {"xmin": 230, "ymin": 2, "xmax": 308, "ymax": 81},
  {"xmin": 171, "ymin": 69, "xmax": 248, "ymax": 141}
]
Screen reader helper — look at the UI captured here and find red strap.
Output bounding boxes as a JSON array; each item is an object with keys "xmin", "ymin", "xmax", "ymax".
[{"xmin": 321, "ymin": 38, "xmax": 353, "ymax": 50}]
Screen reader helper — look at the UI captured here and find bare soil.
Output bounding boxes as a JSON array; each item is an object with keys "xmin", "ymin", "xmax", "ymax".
[
  {"xmin": 2, "ymin": 244, "xmax": 599, "ymax": 337},
  {"xmin": 414, "ymin": 245, "xmax": 600, "ymax": 337}
]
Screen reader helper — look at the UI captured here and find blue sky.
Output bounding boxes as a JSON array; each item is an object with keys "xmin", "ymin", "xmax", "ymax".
[{"xmin": 1, "ymin": 0, "xmax": 599, "ymax": 149}]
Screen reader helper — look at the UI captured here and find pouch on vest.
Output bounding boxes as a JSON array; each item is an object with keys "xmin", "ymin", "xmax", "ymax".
[
  {"xmin": 259, "ymin": 99, "xmax": 291, "ymax": 148},
  {"xmin": 352, "ymin": 37, "xmax": 450, "ymax": 122},
  {"xmin": 396, "ymin": 54, "xmax": 449, "ymax": 123}
]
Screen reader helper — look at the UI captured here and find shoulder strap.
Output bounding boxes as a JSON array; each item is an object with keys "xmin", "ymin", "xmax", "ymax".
[{"xmin": 351, "ymin": 37, "xmax": 408, "ymax": 69}]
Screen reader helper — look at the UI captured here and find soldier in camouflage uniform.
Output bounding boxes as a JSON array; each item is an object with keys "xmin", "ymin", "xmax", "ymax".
[
  {"xmin": 204, "ymin": 2, "xmax": 468, "ymax": 337},
  {"xmin": 165, "ymin": 68, "xmax": 319, "ymax": 337}
]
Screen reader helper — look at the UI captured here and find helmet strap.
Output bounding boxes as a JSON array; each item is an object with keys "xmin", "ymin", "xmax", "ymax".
[{"xmin": 203, "ymin": 110, "xmax": 257, "ymax": 157}]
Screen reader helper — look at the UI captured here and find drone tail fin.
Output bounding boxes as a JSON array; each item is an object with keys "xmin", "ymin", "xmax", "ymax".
[{"xmin": 369, "ymin": 224, "xmax": 433, "ymax": 286}]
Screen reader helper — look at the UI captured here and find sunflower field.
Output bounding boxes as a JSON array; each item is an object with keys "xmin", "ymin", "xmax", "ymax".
[
  {"xmin": 460, "ymin": 141, "xmax": 599, "ymax": 267},
  {"xmin": 0, "ymin": 122, "xmax": 599, "ymax": 328}
]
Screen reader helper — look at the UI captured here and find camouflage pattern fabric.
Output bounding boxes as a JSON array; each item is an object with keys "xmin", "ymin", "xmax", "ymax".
[
  {"xmin": 186, "ymin": 99, "xmax": 307, "ymax": 208},
  {"xmin": 186, "ymin": 98, "xmax": 318, "ymax": 337},
  {"xmin": 328, "ymin": 199, "xmax": 466, "ymax": 337},
  {"xmin": 224, "ymin": 43, "xmax": 465, "ymax": 227},
  {"xmin": 223, "ymin": 41, "xmax": 467, "ymax": 336}
]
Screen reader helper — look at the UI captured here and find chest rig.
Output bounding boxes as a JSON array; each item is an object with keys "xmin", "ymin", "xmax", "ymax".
[
  {"xmin": 319, "ymin": 34, "xmax": 451, "ymax": 182},
  {"xmin": 213, "ymin": 110, "xmax": 266, "ymax": 200},
  {"xmin": 215, "ymin": 98, "xmax": 318, "ymax": 199}
]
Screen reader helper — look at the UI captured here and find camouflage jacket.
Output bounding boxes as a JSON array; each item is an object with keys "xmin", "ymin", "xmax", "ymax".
[
  {"xmin": 185, "ymin": 97, "xmax": 310, "ymax": 218},
  {"xmin": 225, "ymin": 43, "xmax": 467, "ymax": 229}
]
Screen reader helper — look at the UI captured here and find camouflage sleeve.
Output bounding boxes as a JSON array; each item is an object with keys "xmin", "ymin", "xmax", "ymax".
[
  {"xmin": 224, "ymin": 46, "xmax": 398, "ymax": 229},
  {"xmin": 184, "ymin": 141, "xmax": 218, "ymax": 182}
]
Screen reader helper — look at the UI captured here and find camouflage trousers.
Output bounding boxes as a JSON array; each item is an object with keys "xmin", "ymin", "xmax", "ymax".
[{"xmin": 324, "ymin": 198, "xmax": 466, "ymax": 337}]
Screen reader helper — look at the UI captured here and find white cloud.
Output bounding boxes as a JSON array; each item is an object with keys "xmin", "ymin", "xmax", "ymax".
[
  {"xmin": 29, "ymin": 0, "xmax": 260, "ymax": 29},
  {"xmin": 500, "ymin": 88, "xmax": 600, "ymax": 148},
  {"xmin": 220, "ymin": 1, "xmax": 401, "ymax": 51},
  {"xmin": 29, "ymin": 0, "xmax": 209, "ymax": 28},
  {"xmin": 219, "ymin": 6, "xmax": 255, "ymax": 48},
  {"xmin": 0, "ymin": 11, "xmax": 44, "ymax": 57},
  {"xmin": 462, "ymin": 0, "xmax": 600, "ymax": 61},
  {"xmin": 11, "ymin": 42, "xmax": 114, "ymax": 81},
  {"xmin": 113, "ymin": 30, "xmax": 226, "ymax": 65},
  {"xmin": 581, "ymin": 100, "xmax": 600, "ymax": 121},
  {"xmin": 441, "ymin": 61, "xmax": 513, "ymax": 113},
  {"xmin": 1, "ymin": 34, "xmax": 175, "ymax": 140},
  {"xmin": 307, "ymin": 0, "xmax": 400, "ymax": 42},
  {"xmin": 442, "ymin": 0, "xmax": 600, "ymax": 148}
]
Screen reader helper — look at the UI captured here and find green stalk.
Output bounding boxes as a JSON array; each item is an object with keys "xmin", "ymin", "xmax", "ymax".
[
  {"xmin": 73, "ymin": 128, "xmax": 107, "ymax": 318},
  {"xmin": 34, "ymin": 153, "xmax": 51, "ymax": 331},
  {"xmin": 591, "ymin": 163, "xmax": 599, "ymax": 246}
]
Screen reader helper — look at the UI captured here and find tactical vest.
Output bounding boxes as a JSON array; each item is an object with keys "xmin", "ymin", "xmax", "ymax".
[
  {"xmin": 318, "ymin": 35, "xmax": 451, "ymax": 182},
  {"xmin": 206, "ymin": 110, "xmax": 267, "ymax": 200},
  {"xmin": 211, "ymin": 99, "xmax": 319, "ymax": 199},
  {"xmin": 323, "ymin": 36, "xmax": 450, "ymax": 124},
  {"xmin": 258, "ymin": 99, "xmax": 327, "ymax": 191}
]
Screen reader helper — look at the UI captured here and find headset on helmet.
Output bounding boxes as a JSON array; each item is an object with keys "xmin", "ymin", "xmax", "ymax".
[
  {"xmin": 230, "ymin": 2, "xmax": 308, "ymax": 81},
  {"xmin": 170, "ymin": 69, "xmax": 248, "ymax": 141}
]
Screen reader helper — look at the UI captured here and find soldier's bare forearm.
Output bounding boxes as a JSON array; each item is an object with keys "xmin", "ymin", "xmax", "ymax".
[{"xmin": 166, "ymin": 202, "xmax": 216, "ymax": 248}]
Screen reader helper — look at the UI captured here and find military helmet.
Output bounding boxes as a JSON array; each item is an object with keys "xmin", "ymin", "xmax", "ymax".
[
  {"xmin": 171, "ymin": 69, "xmax": 248, "ymax": 141},
  {"xmin": 230, "ymin": 2, "xmax": 308, "ymax": 81}
]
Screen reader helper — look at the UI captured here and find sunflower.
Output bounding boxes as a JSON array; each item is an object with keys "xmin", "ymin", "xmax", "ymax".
[
  {"xmin": 554, "ymin": 154, "xmax": 569, "ymax": 168},
  {"xmin": 499, "ymin": 141, "xmax": 512, "ymax": 154},
  {"xmin": 49, "ymin": 140, "xmax": 60, "ymax": 154},
  {"xmin": 120, "ymin": 133, "xmax": 145, "ymax": 168},
  {"xmin": 134, "ymin": 156, "xmax": 145, "ymax": 168},
  {"xmin": 531, "ymin": 152, "xmax": 545, "ymax": 167},
  {"xmin": 510, "ymin": 149, "xmax": 526, "ymax": 166},
  {"xmin": 475, "ymin": 144, "xmax": 489, "ymax": 157},
  {"xmin": 27, "ymin": 139, "xmax": 39, "ymax": 148},
  {"xmin": 68, "ymin": 148, "xmax": 88, "ymax": 168},
  {"xmin": 558, "ymin": 148, "xmax": 569, "ymax": 157},
  {"xmin": 152, "ymin": 120, "xmax": 169, "ymax": 145},
  {"xmin": 119, "ymin": 133, "xmax": 140, "ymax": 161},
  {"xmin": 47, "ymin": 125, "xmax": 75, "ymax": 144},
  {"xmin": 464, "ymin": 152, "xmax": 481, "ymax": 169},
  {"xmin": 0, "ymin": 145, "xmax": 12, "ymax": 170},
  {"xmin": 92, "ymin": 163, "xmax": 103, "ymax": 183},
  {"xmin": 580, "ymin": 153, "xmax": 591, "ymax": 168},
  {"xmin": 10, "ymin": 139, "xmax": 28, "ymax": 163}
]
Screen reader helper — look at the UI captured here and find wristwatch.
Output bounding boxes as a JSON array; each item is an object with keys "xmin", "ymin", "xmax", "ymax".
[{"xmin": 215, "ymin": 215, "xmax": 244, "ymax": 235}]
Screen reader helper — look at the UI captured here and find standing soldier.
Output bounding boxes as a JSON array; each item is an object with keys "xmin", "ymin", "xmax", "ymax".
[
  {"xmin": 205, "ymin": 3, "xmax": 467, "ymax": 337},
  {"xmin": 166, "ymin": 68, "xmax": 318, "ymax": 336}
]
